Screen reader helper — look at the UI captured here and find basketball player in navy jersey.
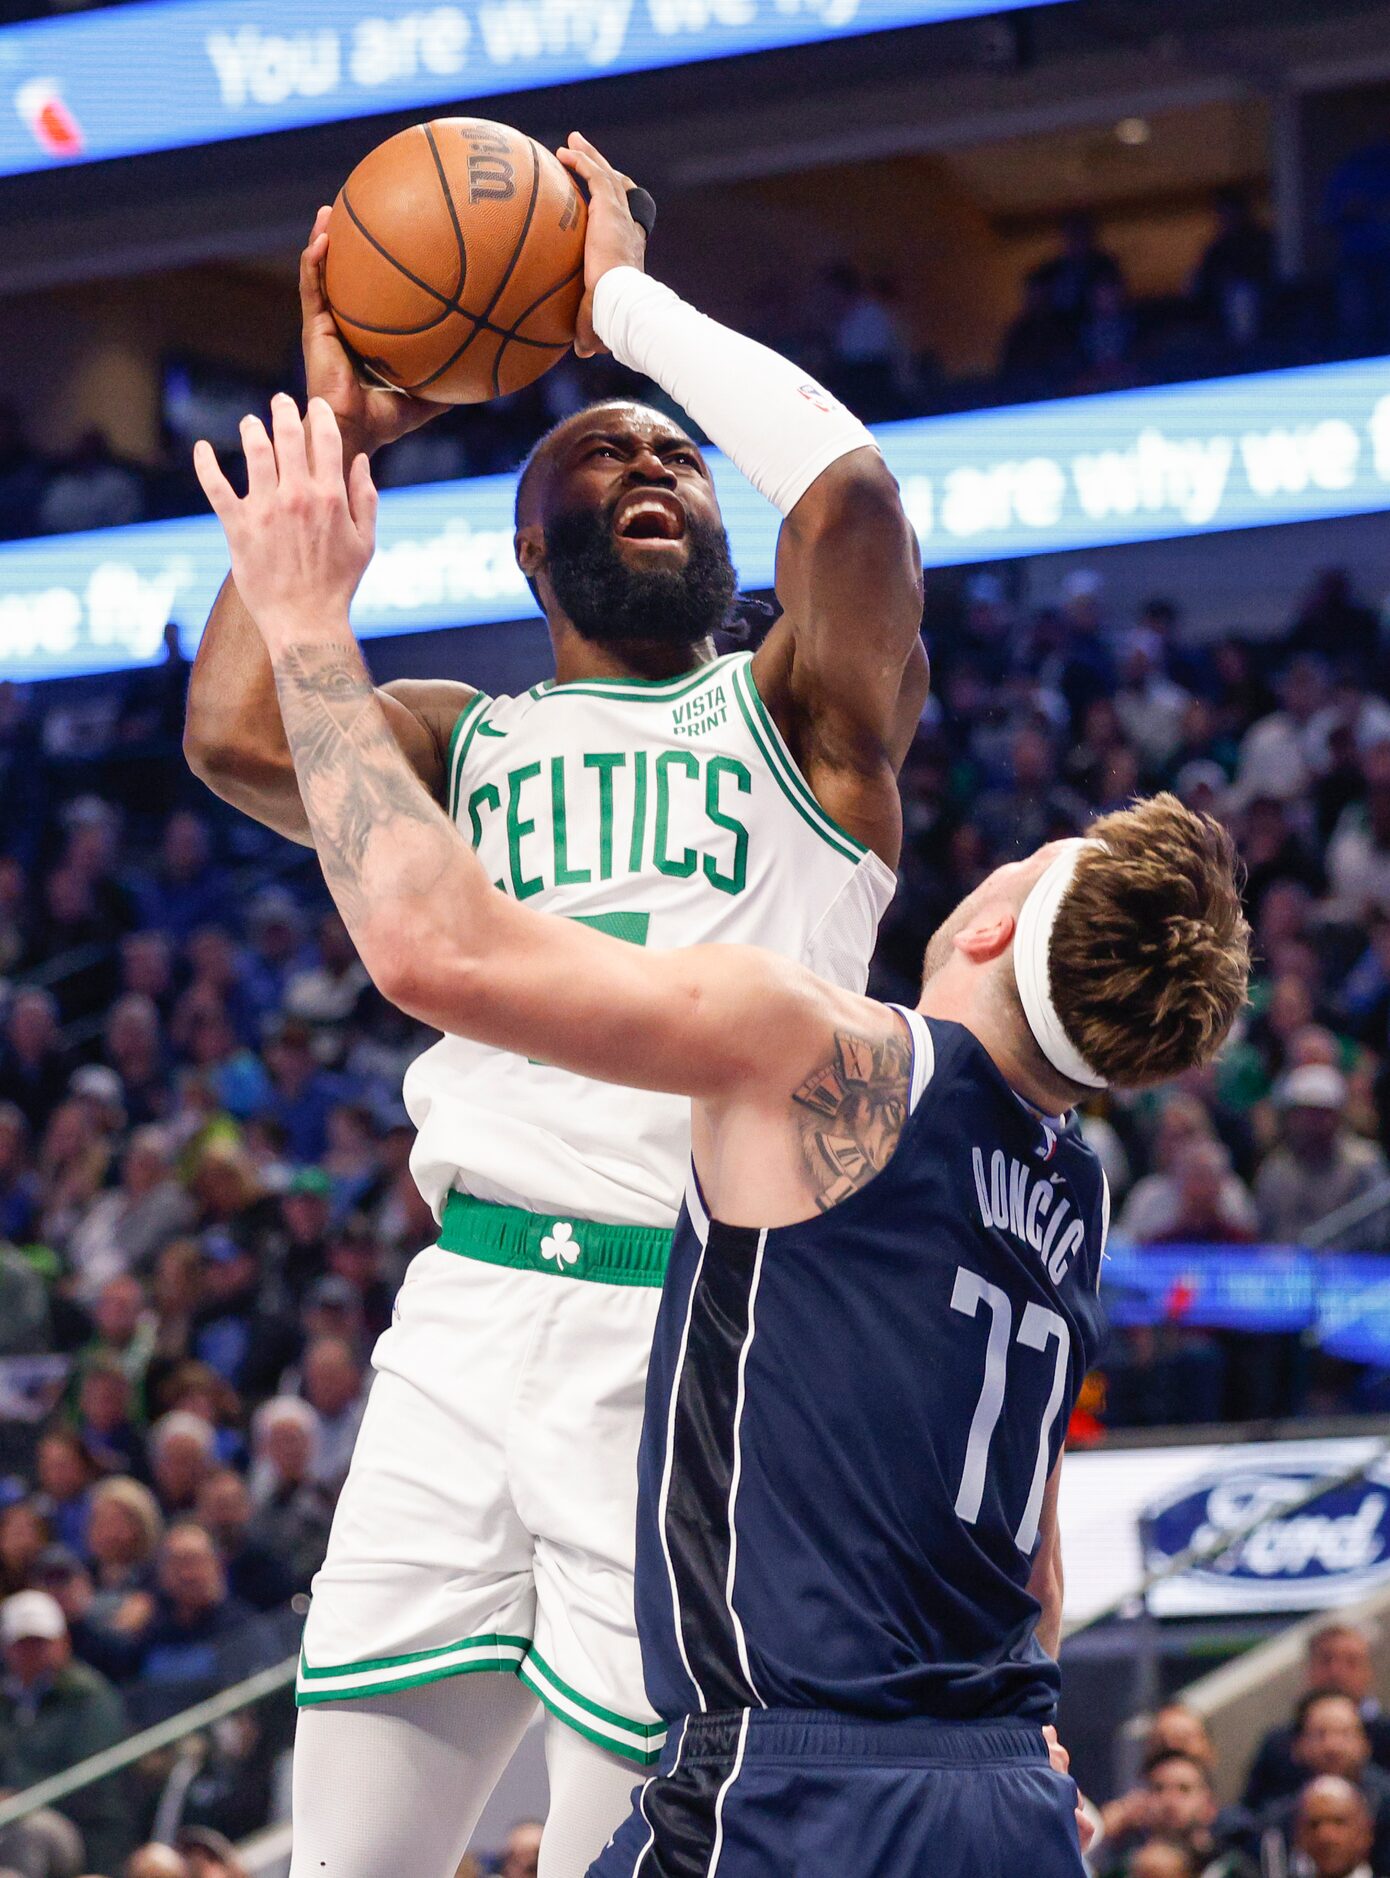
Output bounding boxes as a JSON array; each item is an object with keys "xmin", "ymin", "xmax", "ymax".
[{"xmin": 194, "ymin": 392, "xmax": 1250, "ymax": 1876}]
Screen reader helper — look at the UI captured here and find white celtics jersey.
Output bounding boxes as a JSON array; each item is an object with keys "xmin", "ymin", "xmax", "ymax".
[{"xmin": 403, "ymin": 651, "xmax": 896, "ymax": 1228}]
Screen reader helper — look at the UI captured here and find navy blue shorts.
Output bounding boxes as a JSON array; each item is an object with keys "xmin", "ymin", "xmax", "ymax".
[{"xmin": 588, "ymin": 1709, "xmax": 1085, "ymax": 1878}]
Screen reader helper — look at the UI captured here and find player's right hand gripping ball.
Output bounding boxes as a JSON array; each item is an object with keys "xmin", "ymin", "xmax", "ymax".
[{"xmin": 324, "ymin": 117, "xmax": 587, "ymax": 405}]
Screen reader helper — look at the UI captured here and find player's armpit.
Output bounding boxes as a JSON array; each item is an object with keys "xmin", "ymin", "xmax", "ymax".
[{"xmin": 184, "ymin": 580, "xmax": 469, "ymax": 841}]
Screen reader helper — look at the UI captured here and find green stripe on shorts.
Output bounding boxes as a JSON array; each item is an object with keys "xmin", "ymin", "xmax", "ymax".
[
  {"xmin": 438, "ymin": 1192, "xmax": 671, "ymax": 1286},
  {"xmin": 519, "ymin": 1648, "xmax": 667, "ymax": 1765}
]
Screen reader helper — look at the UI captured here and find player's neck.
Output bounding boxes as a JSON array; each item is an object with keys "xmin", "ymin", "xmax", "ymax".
[
  {"xmin": 916, "ymin": 981, "xmax": 1074, "ymax": 1117},
  {"xmin": 547, "ymin": 619, "xmax": 717, "ymax": 685}
]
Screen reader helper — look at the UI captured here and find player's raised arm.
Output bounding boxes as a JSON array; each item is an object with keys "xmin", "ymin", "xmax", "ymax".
[
  {"xmin": 184, "ymin": 211, "xmax": 460, "ymax": 845},
  {"xmin": 558, "ymin": 133, "xmax": 927, "ymax": 866},
  {"xmin": 193, "ymin": 396, "xmax": 827, "ymax": 1100}
]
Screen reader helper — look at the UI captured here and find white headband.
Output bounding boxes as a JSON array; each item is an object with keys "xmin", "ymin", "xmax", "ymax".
[{"xmin": 1013, "ymin": 838, "xmax": 1108, "ymax": 1090}]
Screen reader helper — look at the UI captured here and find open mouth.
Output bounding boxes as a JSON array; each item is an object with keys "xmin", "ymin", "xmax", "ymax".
[{"xmin": 613, "ymin": 491, "xmax": 687, "ymax": 544}]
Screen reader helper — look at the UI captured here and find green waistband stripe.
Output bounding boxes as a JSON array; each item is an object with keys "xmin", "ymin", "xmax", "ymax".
[{"xmin": 439, "ymin": 1192, "xmax": 671, "ymax": 1286}]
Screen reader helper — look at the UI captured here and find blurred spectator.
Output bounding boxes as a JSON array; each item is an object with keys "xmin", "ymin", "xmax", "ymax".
[
  {"xmin": 34, "ymin": 1432, "xmax": 99, "ymax": 1554},
  {"xmin": 173, "ymin": 1827, "xmax": 246, "ymax": 1878},
  {"xmin": 136, "ymin": 1524, "xmax": 253, "ymax": 1699},
  {"xmin": 67, "ymin": 1131, "xmax": 191, "ymax": 1305},
  {"xmin": 256, "ymin": 1021, "xmax": 344, "ymax": 1165},
  {"xmin": 133, "ymin": 818, "xmax": 228, "ymax": 946},
  {"xmin": 1327, "ymin": 743, "xmax": 1390, "ymax": 921},
  {"xmin": 1191, "ymin": 190, "xmax": 1275, "ymax": 350},
  {"xmin": 1253, "ymin": 1068, "xmax": 1387, "ymax": 1245},
  {"xmin": 0, "ymin": 1590, "xmax": 131, "ymax": 1876},
  {"xmin": 499, "ymin": 1821, "xmax": 543, "ymax": 1878},
  {"xmin": 0, "ymin": 1503, "xmax": 52, "ymax": 1600},
  {"xmin": 1117, "ymin": 1097, "xmax": 1257, "ymax": 1244},
  {"xmin": 72, "ymin": 1363, "xmax": 142, "ymax": 1477},
  {"xmin": 0, "ymin": 994, "xmax": 69, "ymax": 1134},
  {"xmin": 1245, "ymin": 1626, "xmax": 1390, "ymax": 1811},
  {"xmin": 0, "ymin": 1800, "xmax": 84, "ymax": 1878},
  {"xmin": 298, "ymin": 1338, "xmax": 365, "ymax": 1496},
  {"xmin": 1028, "ymin": 213, "xmax": 1124, "ymax": 324},
  {"xmin": 147, "ymin": 1416, "xmax": 215, "ymax": 1521},
  {"xmin": 1096, "ymin": 1749, "xmax": 1252, "ymax": 1878},
  {"xmin": 246, "ymin": 1399, "xmax": 331, "ymax": 1589},
  {"xmin": 1288, "ymin": 570, "xmax": 1380, "ymax": 678},
  {"xmin": 124, "ymin": 1849, "xmax": 188, "ymax": 1878},
  {"xmin": 1294, "ymin": 1776, "xmax": 1382, "ymax": 1878},
  {"xmin": 1256, "ymin": 1692, "xmax": 1390, "ymax": 1874},
  {"xmin": 192, "ymin": 1472, "xmax": 291, "ymax": 1614},
  {"xmin": 1144, "ymin": 1140, "xmax": 1256, "ymax": 1247},
  {"xmin": 0, "ymin": 1104, "xmax": 39, "ymax": 1244},
  {"xmin": 83, "ymin": 1479, "xmax": 162, "ymax": 1624}
]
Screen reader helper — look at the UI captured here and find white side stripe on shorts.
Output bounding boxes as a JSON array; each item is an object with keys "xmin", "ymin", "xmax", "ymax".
[
  {"xmin": 725, "ymin": 1230, "xmax": 767, "ymax": 1705},
  {"xmin": 707, "ymin": 1709, "xmax": 751, "ymax": 1877},
  {"xmin": 657, "ymin": 1206, "xmax": 709, "ymax": 1713},
  {"xmin": 632, "ymin": 1715, "xmax": 688, "ymax": 1877}
]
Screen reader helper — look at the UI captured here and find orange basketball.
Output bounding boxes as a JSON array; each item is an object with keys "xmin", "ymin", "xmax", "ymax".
[{"xmin": 323, "ymin": 118, "xmax": 587, "ymax": 405}]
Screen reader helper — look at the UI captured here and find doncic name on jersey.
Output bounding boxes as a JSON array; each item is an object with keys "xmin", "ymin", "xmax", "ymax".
[{"xmin": 972, "ymin": 1141, "xmax": 1087, "ymax": 1285}]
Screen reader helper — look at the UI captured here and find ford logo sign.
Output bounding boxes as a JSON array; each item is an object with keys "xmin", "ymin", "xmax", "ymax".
[{"xmin": 1140, "ymin": 1462, "xmax": 1390, "ymax": 1613}]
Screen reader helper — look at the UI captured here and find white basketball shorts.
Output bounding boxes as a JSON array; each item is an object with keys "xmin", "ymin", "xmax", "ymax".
[{"xmin": 296, "ymin": 1194, "xmax": 670, "ymax": 1766}]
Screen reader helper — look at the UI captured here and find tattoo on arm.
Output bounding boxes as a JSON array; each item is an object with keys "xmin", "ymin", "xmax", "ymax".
[
  {"xmin": 791, "ymin": 1024, "xmax": 911, "ymax": 1211},
  {"xmin": 269, "ymin": 642, "xmax": 452, "ymax": 928}
]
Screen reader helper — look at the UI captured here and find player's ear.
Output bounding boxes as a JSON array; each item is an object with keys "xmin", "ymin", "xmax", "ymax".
[
  {"xmin": 515, "ymin": 524, "xmax": 545, "ymax": 583},
  {"xmin": 954, "ymin": 907, "xmax": 1016, "ymax": 964}
]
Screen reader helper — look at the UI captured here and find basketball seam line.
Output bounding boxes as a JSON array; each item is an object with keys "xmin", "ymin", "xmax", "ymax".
[
  {"xmin": 423, "ymin": 121, "xmax": 468, "ymax": 307},
  {"xmin": 491, "ymin": 253, "xmax": 585, "ymax": 395},
  {"xmin": 408, "ymin": 133, "xmax": 543, "ymax": 397},
  {"xmin": 336, "ymin": 186, "xmax": 565, "ymax": 354},
  {"xmin": 487, "ymin": 141, "xmax": 549, "ymax": 398}
]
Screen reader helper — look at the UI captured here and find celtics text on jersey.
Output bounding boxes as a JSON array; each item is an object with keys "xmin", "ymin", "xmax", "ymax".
[{"xmin": 404, "ymin": 651, "xmax": 896, "ymax": 1229}]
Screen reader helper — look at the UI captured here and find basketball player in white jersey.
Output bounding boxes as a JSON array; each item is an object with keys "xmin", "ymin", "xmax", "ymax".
[{"xmin": 185, "ymin": 134, "xmax": 926, "ymax": 1878}]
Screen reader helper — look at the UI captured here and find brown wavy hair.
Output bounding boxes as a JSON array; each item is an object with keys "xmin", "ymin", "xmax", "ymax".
[{"xmin": 1048, "ymin": 794, "xmax": 1250, "ymax": 1088}]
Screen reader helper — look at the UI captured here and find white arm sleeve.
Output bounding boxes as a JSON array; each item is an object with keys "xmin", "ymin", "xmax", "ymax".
[{"xmin": 591, "ymin": 266, "xmax": 878, "ymax": 518}]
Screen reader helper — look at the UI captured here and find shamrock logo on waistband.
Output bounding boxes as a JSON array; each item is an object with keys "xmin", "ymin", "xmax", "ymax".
[{"xmin": 540, "ymin": 1222, "xmax": 581, "ymax": 1268}]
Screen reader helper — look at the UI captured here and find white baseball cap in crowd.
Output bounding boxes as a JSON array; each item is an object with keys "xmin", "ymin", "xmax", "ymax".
[
  {"xmin": 1, "ymin": 1589, "xmax": 67, "ymax": 1645},
  {"xmin": 1277, "ymin": 1065, "xmax": 1347, "ymax": 1112}
]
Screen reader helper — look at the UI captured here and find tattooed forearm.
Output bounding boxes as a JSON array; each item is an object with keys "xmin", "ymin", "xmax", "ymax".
[
  {"xmin": 269, "ymin": 641, "xmax": 453, "ymax": 929},
  {"xmin": 792, "ymin": 1026, "xmax": 911, "ymax": 1212}
]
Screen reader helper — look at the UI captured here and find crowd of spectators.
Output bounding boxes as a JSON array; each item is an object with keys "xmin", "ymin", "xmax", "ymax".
[{"xmin": 1086, "ymin": 1623, "xmax": 1390, "ymax": 1878}]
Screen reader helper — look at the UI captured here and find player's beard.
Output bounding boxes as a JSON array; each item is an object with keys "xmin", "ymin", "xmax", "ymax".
[{"xmin": 542, "ymin": 503, "xmax": 739, "ymax": 647}]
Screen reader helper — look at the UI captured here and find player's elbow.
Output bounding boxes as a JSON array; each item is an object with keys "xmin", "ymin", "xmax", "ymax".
[
  {"xmin": 183, "ymin": 687, "xmax": 248, "ymax": 791},
  {"xmin": 369, "ymin": 925, "xmax": 487, "ymax": 1037},
  {"xmin": 794, "ymin": 455, "xmax": 923, "ymax": 610},
  {"xmin": 801, "ymin": 450, "xmax": 910, "ymax": 541}
]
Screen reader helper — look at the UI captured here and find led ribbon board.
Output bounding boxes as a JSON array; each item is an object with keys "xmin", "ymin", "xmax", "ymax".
[
  {"xmin": 5, "ymin": 348, "xmax": 1390, "ymax": 682},
  {"xmin": 0, "ymin": 0, "xmax": 1059, "ymax": 177}
]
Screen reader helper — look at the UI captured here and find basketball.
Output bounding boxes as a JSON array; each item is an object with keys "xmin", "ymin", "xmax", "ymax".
[{"xmin": 323, "ymin": 118, "xmax": 587, "ymax": 405}]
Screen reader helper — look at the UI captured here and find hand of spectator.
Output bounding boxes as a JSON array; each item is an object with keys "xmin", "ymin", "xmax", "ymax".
[
  {"xmin": 194, "ymin": 397, "xmax": 377, "ymax": 648},
  {"xmin": 1042, "ymin": 1724, "xmax": 1095, "ymax": 1852},
  {"xmin": 51, "ymin": 1564, "xmax": 93, "ymax": 1622},
  {"xmin": 111, "ymin": 1590, "xmax": 155, "ymax": 1633},
  {"xmin": 300, "ymin": 208, "xmax": 441, "ymax": 463},
  {"xmin": 1099, "ymin": 1785, "xmax": 1156, "ymax": 1841}
]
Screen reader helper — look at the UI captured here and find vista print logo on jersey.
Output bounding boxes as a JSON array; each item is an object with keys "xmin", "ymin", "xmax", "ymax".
[{"xmin": 1141, "ymin": 1459, "xmax": 1390, "ymax": 1612}]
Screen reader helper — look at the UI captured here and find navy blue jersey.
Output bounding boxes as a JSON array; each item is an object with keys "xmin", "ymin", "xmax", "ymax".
[{"xmin": 635, "ymin": 1010, "xmax": 1108, "ymax": 1729}]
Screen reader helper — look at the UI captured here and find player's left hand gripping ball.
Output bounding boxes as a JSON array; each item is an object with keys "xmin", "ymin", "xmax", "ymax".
[{"xmin": 557, "ymin": 132, "xmax": 652, "ymax": 359}]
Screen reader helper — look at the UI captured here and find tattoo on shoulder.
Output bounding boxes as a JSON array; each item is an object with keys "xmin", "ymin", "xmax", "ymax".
[{"xmin": 791, "ymin": 1024, "xmax": 911, "ymax": 1212}]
